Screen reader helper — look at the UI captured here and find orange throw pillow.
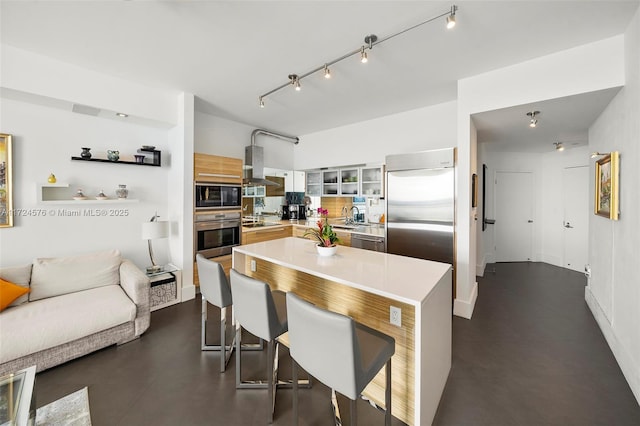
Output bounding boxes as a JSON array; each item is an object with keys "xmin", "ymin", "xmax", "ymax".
[{"xmin": 0, "ymin": 278, "xmax": 30, "ymax": 312}]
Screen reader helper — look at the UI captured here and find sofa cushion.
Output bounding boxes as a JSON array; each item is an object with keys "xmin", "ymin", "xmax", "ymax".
[
  {"xmin": 0, "ymin": 285, "xmax": 136, "ymax": 363},
  {"xmin": 29, "ymin": 250, "xmax": 122, "ymax": 301},
  {"xmin": 0, "ymin": 264, "xmax": 32, "ymax": 307},
  {"xmin": 0, "ymin": 279, "xmax": 30, "ymax": 312}
]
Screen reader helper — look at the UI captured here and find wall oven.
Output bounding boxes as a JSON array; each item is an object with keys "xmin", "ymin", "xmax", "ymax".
[
  {"xmin": 194, "ymin": 212, "xmax": 241, "ymax": 258},
  {"xmin": 195, "ymin": 182, "xmax": 242, "ymax": 211}
]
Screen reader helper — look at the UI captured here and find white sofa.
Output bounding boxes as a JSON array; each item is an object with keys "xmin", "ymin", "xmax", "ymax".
[{"xmin": 0, "ymin": 250, "xmax": 150, "ymax": 376}]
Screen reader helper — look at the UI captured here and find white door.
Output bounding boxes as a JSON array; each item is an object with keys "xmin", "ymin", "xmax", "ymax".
[
  {"xmin": 562, "ymin": 166, "xmax": 589, "ymax": 272},
  {"xmin": 495, "ymin": 171, "xmax": 534, "ymax": 262}
]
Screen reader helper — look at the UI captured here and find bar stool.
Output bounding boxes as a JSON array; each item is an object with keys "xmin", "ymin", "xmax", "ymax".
[
  {"xmin": 286, "ymin": 292, "xmax": 396, "ymax": 426},
  {"xmin": 230, "ymin": 269, "xmax": 288, "ymax": 423},
  {"xmin": 196, "ymin": 254, "xmax": 262, "ymax": 372}
]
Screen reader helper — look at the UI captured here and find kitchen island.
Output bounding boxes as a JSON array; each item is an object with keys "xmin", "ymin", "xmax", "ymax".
[{"xmin": 233, "ymin": 237, "xmax": 452, "ymax": 426}]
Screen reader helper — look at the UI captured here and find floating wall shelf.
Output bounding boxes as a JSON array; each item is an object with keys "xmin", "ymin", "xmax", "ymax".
[{"xmin": 71, "ymin": 149, "xmax": 162, "ymax": 167}]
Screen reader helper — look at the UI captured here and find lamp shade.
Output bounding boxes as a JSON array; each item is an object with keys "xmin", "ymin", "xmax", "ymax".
[{"xmin": 142, "ymin": 221, "xmax": 169, "ymax": 240}]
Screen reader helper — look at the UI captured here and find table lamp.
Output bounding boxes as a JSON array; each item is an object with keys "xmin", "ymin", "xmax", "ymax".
[{"xmin": 142, "ymin": 213, "xmax": 169, "ymax": 274}]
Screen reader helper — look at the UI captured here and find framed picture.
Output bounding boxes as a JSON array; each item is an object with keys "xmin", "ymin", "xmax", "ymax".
[
  {"xmin": 0, "ymin": 133, "xmax": 13, "ymax": 228},
  {"xmin": 594, "ymin": 151, "xmax": 619, "ymax": 220}
]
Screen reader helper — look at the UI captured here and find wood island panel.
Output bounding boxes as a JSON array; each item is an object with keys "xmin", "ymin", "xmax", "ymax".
[{"xmin": 235, "ymin": 252, "xmax": 416, "ymax": 425}]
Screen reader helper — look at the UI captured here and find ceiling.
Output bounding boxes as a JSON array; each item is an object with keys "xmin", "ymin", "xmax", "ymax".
[{"xmin": 1, "ymin": 1, "xmax": 639, "ymax": 151}]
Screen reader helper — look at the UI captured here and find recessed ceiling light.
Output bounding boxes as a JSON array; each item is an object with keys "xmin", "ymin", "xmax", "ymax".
[{"xmin": 116, "ymin": 112, "xmax": 128, "ymax": 118}]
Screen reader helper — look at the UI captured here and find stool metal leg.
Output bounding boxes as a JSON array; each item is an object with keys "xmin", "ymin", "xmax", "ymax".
[
  {"xmin": 202, "ymin": 299, "xmax": 263, "ymax": 373},
  {"xmin": 292, "ymin": 359, "xmax": 299, "ymax": 426},
  {"xmin": 385, "ymin": 358, "xmax": 392, "ymax": 426},
  {"xmin": 331, "ymin": 389, "xmax": 344, "ymax": 426}
]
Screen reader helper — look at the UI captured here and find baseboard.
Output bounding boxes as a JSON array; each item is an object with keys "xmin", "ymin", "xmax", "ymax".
[
  {"xmin": 585, "ymin": 286, "xmax": 640, "ymax": 405},
  {"xmin": 181, "ymin": 284, "xmax": 196, "ymax": 302},
  {"xmin": 476, "ymin": 254, "xmax": 487, "ymax": 277},
  {"xmin": 453, "ymin": 281, "xmax": 478, "ymax": 319}
]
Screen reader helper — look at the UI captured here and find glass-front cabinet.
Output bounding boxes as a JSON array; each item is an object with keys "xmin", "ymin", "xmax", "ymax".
[
  {"xmin": 361, "ymin": 166, "xmax": 383, "ymax": 197},
  {"xmin": 340, "ymin": 168, "xmax": 359, "ymax": 196},
  {"xmin": 305, "ymin": 165, "xmax": 384, "ymax": 197},
  {"xmin": 306, "ymin": 171, "xmax": 322, "ymax": 196},
  {"xmin": 322, "ymin": 170, "xmax": 339, "ymax": 196}
]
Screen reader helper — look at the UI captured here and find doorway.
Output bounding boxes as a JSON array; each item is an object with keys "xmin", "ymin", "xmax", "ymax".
[
  {"xmin": 562, "ymin": 166, "xmax": 589, "ymax": 272},
  {"xmin": 494, "ymin": 171, "xmax": 534, "ymax": 262}
]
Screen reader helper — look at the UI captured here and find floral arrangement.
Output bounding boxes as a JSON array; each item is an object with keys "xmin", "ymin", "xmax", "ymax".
[{"xmin": 304, "ymin": 207, "xmax": 340, "ymax": 247}]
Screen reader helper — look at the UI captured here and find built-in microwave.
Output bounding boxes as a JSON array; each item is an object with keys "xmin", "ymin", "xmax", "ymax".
[{"xmin": 195, "ymin": 183, "xmax": 242, "ymax": 210}]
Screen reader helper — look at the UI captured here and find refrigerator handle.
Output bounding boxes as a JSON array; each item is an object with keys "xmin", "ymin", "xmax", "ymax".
[{"xmin": 484, "ymin": 219, "xmax": 496, "ymax": 225}]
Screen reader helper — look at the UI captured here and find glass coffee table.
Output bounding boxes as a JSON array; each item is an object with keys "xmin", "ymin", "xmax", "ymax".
[{"xmin": 0, "ymin": 365, "xmax": 36, "ymax": 426}]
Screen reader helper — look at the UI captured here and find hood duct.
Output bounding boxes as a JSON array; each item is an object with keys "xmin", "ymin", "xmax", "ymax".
[{"xmin": 244, "ymin": 129, "xmax": 299, "ymax": 187}]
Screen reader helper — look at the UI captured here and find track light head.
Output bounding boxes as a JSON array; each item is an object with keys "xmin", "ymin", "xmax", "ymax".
[
  {"xmin": 324, "ymin": 64, "xmax": 331, "ymax": 79},
  {"xmin": 360, "ymin": 46, "xmax": 368, "ymax": 63},
  {"xmin": 526, "ymin": 111, "xmax": 540, "ymax": 128},
  {"xmin": 259, "ymin": 97, "xmax": 265, "ymax": 108},
  {"xmin": 446, "ymin": 5, "xmax": 457, "ymax": 29},
  {"xmin": 553, "ymin": 142, "xmax": 565, "ymax": 152}
]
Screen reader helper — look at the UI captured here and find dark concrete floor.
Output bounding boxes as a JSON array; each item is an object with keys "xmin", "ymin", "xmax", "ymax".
[{"xmin": 34, "ymin": 262, "xmax": 640, "ymax": 425}]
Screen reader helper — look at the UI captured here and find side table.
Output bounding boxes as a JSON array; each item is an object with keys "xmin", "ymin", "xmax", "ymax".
[
  {"xmin": 0, "ymin": 365, "xmax": 36, "ymax": 425},
  {"xmin": 147, "ymin": 264, "xmax": 182, "ymax": 311}
]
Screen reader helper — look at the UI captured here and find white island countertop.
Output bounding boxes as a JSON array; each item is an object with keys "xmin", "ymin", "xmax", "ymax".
[{"xmin": 233, "ymin": 237, "xmax": 451, "ymax": 306}]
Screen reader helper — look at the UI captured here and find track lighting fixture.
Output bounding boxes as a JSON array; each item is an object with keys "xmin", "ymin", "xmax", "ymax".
[
  {"xmin": 590, "ymin": 152, "xmax": 608, "ymax": 158},
  {"xmin": 527, "ymin": 111, "xmax": 540, "ymax": 128},
  {"xmin": 258, "ymin": 5, "xmax": 458, "ymax": 107},
  {"xmin": 446, "ymin": 5, "xmax": 458, "ymax": 29},
  {"xmin": 323, "ymin": 64, "xmax": 331, "ymax": 79},
  {"xmin": 553, "ymin": 142, "xmax": 565, "ymax": 152}
]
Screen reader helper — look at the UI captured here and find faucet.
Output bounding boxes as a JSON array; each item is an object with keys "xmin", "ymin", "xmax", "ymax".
[
  {"xmin": 348, "ymin": 206, "xmax": 360, "ymax": 224},
  {"xmin": 342, "ymin": 205, "xmax": 349, "ymax": 224}
]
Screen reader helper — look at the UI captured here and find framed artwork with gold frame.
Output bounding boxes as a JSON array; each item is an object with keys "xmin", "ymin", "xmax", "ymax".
[
  {"xmin": 594, "ymin": 151, "xmax": 619, "ymax": 220},
  {"xmin": 0, "ymin": 133, "xmax": 13, "ymax": 228}
]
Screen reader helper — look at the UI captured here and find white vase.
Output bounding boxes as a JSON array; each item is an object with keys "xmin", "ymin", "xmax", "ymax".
[{"xmin": 316, "ymin": 244, "xmax": 337, "ymax": 257}]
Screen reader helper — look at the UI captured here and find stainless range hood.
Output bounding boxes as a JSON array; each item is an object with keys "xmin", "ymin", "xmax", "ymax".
[
  {"xmin": 243, "ymin": 129, "xmax": 299, "ymax": 187},
  {"xmin": 243, "ymin": 144, "xmax": 279, "ymax": 187}
]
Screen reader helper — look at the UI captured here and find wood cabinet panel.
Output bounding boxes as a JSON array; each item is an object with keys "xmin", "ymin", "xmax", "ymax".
[
  {"xmin": 243, "ymin": 226, "xmax": 292, "ymax": 245},
  {"xmin": 194, "ymin": 153, "xmax": 242, "ymax": 183},
  {"xmin": 335, "ymin": 230, "xmax": 351, "ymax": 246},
  {"xmin": 265, "ymin": 176, "xmax": 285, "ymax": 196}
]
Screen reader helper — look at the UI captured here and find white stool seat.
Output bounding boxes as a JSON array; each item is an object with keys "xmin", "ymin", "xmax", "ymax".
[{"xmin": 286, "ymin": 291, "xmax": 395, "ymax": 425}]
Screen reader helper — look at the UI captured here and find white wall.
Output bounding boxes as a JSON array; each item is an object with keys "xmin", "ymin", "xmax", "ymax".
[
  {"xmin": 0, "ymin": 97, "xmax": 172, "ymax": 270},
  {"xmin": 459, "ymin": 35, "xmax": 625, "ymax": 319},
  {"xmin": 586, "ymin": 8, "xmax": 640, "ymax": 404},
  {"xmin": 2, "ymin": 45, "xmax": 178, "ymax": 126},
  {"xmin": 0, "ymin": 45, "xmax": 190, "ymax": 283},
  {"xmin": 296, "ymin": 101, "xmax": 457, "ymax": 169},
  {"xmin": 195, "ymin": 112, "xmax": 295, "ymax": 171},
  {"xmin": 477, "ymin": 146, "xmax": 589, "ymax": 273}
]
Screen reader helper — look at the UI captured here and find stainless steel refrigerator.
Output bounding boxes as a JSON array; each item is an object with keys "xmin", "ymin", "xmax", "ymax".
[{"xmin": 385, "ymin": 148, "xmax": 455, "ymax": 265}]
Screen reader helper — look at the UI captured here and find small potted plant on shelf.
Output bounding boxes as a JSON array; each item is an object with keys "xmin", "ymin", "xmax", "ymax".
[{"xmin": 304, "ymin": 207, "xmax": 340, "ymax": 256}]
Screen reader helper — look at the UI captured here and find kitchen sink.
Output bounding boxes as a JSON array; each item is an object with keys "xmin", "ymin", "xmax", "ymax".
[
  {"xmin": 332, "ymin": 223, "xmax": 371, "ymax": 230},
  {"xmin": 242, "ymin": 222, "xmax": 281, "ymax": 228}
]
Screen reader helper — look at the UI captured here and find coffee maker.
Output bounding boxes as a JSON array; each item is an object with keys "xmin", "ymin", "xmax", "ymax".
[{"xmin": 283, "ymin": 204, "xmax": 306, "ymax": 221}]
